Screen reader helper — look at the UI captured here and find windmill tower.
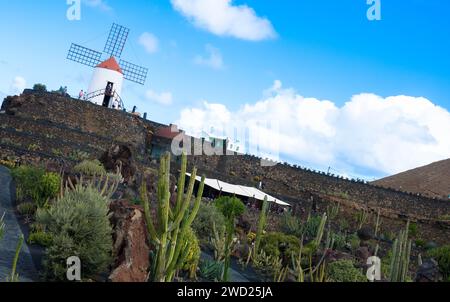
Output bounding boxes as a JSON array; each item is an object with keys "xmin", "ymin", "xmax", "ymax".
[{"xmin": 67, "ymin": 23, "xmax": 148, "ymax": 109}]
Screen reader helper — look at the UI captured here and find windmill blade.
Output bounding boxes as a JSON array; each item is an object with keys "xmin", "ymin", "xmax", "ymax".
[
  {"xmin": 119, "ymin": 59, "xmax": 148, "ymax": 85},
  {"xmin": 67, "ymin": 44, "xmax": 102, "ymax": 67},
  {"xmin": 104, "ymin": 23, "xmax": 130, "ymax": 58}
]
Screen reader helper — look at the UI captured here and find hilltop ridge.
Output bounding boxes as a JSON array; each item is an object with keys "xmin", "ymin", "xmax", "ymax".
[{"xmin": 373, "ymin": 159, "xmax": 450, "ymax": 200}]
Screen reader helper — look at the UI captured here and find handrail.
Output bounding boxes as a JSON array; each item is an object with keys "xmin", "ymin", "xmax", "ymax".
[{"xmin": 84, "ymin": 88, "xmax": 125, "ymax": 110}]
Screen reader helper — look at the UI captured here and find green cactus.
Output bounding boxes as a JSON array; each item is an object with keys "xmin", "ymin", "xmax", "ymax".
[
  {"xmin": 356, "ymin": 207, "xmax": 369, "ymax": 230},
  {"xmin": 389, "ymin": 221, "xmax": 412, "ymax": 282},
  {"xmin": 374, "ymin": 208, "xmax": 382, "ymax": 237},
  {"xmin": 141, "ymin": 152, "xmax": 205, "ymax": 282},
  {"xmin": 211, "ymin": 222, "xmax": 226, "ymax": 262},
  {"xmin": 314, "ymin": 212, "xmax": 328, "ymax": 247},
  {"xmin": 254, "ymin": 196, "xmax": 269, "ymax": 259}
]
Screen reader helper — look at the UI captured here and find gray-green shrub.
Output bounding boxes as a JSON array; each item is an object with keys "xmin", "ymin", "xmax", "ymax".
[
  {"xmin": 327, "ymin": 260, "xmax": 367, "ymax": 282},
  {"xmin": 192, "ymin": 202, "xmax": 226, "ymax": 242},
  {"xmin": 73, "ymin": 159, "xmax": 106, "ymax": 176},
  {"xmin": 36, "ymin": 183, "xmax": 113, "ymax": 281}
]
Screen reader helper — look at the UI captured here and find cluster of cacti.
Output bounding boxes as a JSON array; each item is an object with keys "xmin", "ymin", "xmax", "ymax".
[
  {"xmin": 63, "ymin": 166, "xmax": 122, "ymax": 200},
  {"xmin": 254, "ymin": 196, "xmax": 269, "ymax": 259},
  {"xmin": 141, "ymin": 152, "xmax": 205, "ymax": 282},
  {"xmin": 356, "ymin": 207, "xmax": 369, "ymax": 230},
  {"xmin": 326, "ymin": 203, "xmax": 340, "ymax": 221},
  {"xmin": 389, "ymin": 221, "xmax": 412, "ymax": 282}
]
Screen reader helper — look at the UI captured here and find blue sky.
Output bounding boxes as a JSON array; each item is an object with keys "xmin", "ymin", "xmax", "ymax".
[{"xmin": 1, "ymin": 0, "xmax": 449, "ymax": 180}]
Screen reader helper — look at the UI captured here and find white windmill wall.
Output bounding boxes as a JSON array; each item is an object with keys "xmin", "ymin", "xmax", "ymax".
[{"xmin": 87, "ymin": 67, "xmax": 124, "ymax": 106}]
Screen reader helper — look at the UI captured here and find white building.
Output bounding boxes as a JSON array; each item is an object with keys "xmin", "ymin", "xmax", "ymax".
[{"xmin": 86, "ymin": 57, "xmax": 124, "ymax": 108}]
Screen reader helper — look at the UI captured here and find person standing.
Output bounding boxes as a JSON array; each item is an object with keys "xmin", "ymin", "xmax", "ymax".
[{"xmin": 78, "ymin": 89, "xmax": 84, "ymax": 100}]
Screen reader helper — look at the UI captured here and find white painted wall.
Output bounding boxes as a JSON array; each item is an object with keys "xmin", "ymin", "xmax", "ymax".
[{"xmin": 87, "ymin": 67, "xmax": 124, "ymax": 107}]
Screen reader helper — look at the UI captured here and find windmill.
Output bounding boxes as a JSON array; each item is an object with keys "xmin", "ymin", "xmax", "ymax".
[{"xmin": 67, "ymin": 23, "xmax": 148, "ymax": 109}]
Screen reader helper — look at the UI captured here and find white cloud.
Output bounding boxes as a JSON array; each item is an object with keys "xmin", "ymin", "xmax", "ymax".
[
  {"xmin": 176, "ymin": 81, "xmax": 450, "ymax": 177},
  {"xmin": 171, "ymin": 0, "xmax": 276, "ymax": 41},
  {"xmin": 83, "ymin": 0, "xmax": 112, "ymax": 12},
  {"xmin": 145, "ymin": 89, "xmax": 173, "ymax": 106},
  {"xmin": 138, "ymin": 32, "xmax": 159, "ymax": 54},
  {"xmin": 9, "ymin": 76, "xmax": 26, "ymax": 95},
  {"xmin": 194, "ymin": 44, "xmax": 224, "ymax": 70}
]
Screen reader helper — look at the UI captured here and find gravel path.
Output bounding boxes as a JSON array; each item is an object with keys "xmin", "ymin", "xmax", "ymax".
[{"xmin": 0, "ymin": 166, "xmax": 39, "ymax": 282}]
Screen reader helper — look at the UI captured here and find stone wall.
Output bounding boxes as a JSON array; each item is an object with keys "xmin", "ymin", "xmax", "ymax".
[
  {"xmin": 186, "ymin": 154, "xmax": 450, "ymax": 222},
  {"xmin": 0, "ymin": 90, "xmax": 153, "ymax": 162}
]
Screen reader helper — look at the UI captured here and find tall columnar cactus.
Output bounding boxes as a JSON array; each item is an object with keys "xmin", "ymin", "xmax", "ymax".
[
  {"xmin": 374, "ymin": 208, "xmax": 382, "ymax": 237},
  {"xmin": 141, "ymin": 152, "xmax": 205, "ymax": 282},
  {"xmin": 254, "ymin": 196, "xmax": 269, "ymax": 259},
  {"xmin": 389, "ymin": 221, "xmax": 412, "ymax": 282},
  {"xmin": 314, "ymin": 213, "xmax": 328, "ymax": 246}
]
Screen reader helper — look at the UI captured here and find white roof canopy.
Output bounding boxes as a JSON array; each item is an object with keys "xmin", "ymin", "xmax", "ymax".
[{"xmin": 186, "ymin": 173, "xmax": 291, "ymax": 207}]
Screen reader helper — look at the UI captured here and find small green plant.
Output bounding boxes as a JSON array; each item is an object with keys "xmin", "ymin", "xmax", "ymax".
[
  {"xmin": 6, "ymin": 235, "xmax": 24, "ymax": 282},
  {"xmin": 327, "ymin": 259, "xmax": 367, "ymax": 282},
  {"xmin": 182, "ymin": 228, "xmax": 201, "ymax": 279},
  {"xmin": 52, "ymin": 148, "xmax": 63, "ymax": 157},
  {"xmin": 211, "ymin": 222, "xmax": 228, "ymax": 262},
  {"xmin": 33, "ymin": 83, "xmax": 47, "ymax": 92},
  {"xmin": 199, "ymin": 259, "xmax": 224, "ymax": 281},
  {"xmin": 408, "ymin": 222, "xmax": 419, "ymax": 237},
  {"xmin": 28, "ymin": 231, "xmax": 53, "ymax": 247},
  {"xmin": 17, "ymin": 202, "xmax": 36, "ymax": 216},
  {"xmin": 68, "ymin": 150, "xmax": 90, "ymax": 162},
  {"xmin": 280, "ymin": 211, "xmax": 302, "ymax": 237},
  {"xmin": 27, "ymin": 144, "xmax": 41, "ymax": 152},
  {"xmin": 73, "ymin": 159, "xmax": 106, "ymax": 176},
  {"xmin": 214, "ymin": 196, "xmax": 246, "ymax": 281},
  {"xmin": 427, "ymin": 245, "xmax": 450, "ymax": 281},
  {"xmin": 192, "ymin": 202, "xmax": 226, "ymax": 242},
  {"xmin": 326, "ymin": 203, "xmax": 340, "ymax": 221},
  {"xmin": 302, "ymin": 214, "xmax": 323, "ymax": 240},
  {"xmin": 11, "ymin": 166, "xmax": 61, "ymax": 208},
  {"xmin": 260, "ymin": 232, "xmax": 301, "ymax": 260}
]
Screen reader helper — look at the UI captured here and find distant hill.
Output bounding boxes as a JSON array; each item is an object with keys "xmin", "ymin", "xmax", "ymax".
[{"xmin": 372, "ymin": 159, "xmax": 450, "ymax": 199}]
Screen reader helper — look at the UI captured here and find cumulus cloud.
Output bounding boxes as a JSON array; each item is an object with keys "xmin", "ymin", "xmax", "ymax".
[
  {"xmin": 9, "ymin": 76, "xmax": 26, "ymax": 95},
  {"xmin": 83, "ymin": 0, "xmax": 112, "ymax": 12},
  {"xmin": 171, "ymin": 0, "xmax": 276, "ymax": 41},
  {"xmin": 139, "ymin": 32, "xmax": 159, "ymax": 54},
  {"xmin": 194, "ymin": 44, "xmax": 224, "ymax": 70},
  {"xmin": 145, "ymin": 89, "xmax": 173, "ymax": 106},
  {"xmin": 176, "ymin": 81, "xmax": 450, "ymax": 177}
]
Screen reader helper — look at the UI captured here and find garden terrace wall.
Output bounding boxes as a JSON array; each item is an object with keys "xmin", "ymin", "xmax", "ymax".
[
  {"xmin": 1, "ymin": 90, "xmax": 153, "ymax": 157},
  {"xmin": 186, "ymin": 155, "xmax": 450, "ymax": 222}
]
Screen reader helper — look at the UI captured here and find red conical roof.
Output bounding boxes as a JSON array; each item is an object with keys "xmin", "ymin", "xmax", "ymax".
[{"xmin": 96, "ymin": 57, "xmax": 123, "ymax": 74}]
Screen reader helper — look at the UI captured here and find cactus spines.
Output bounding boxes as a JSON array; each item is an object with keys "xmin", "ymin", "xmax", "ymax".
[
  {"xmin": 389, "ymin": 221, "xmax": 412, "ymax": 282},
  {"xmin": 141, "ymin": 152, "xmax": 205, "ymax": 282}
]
